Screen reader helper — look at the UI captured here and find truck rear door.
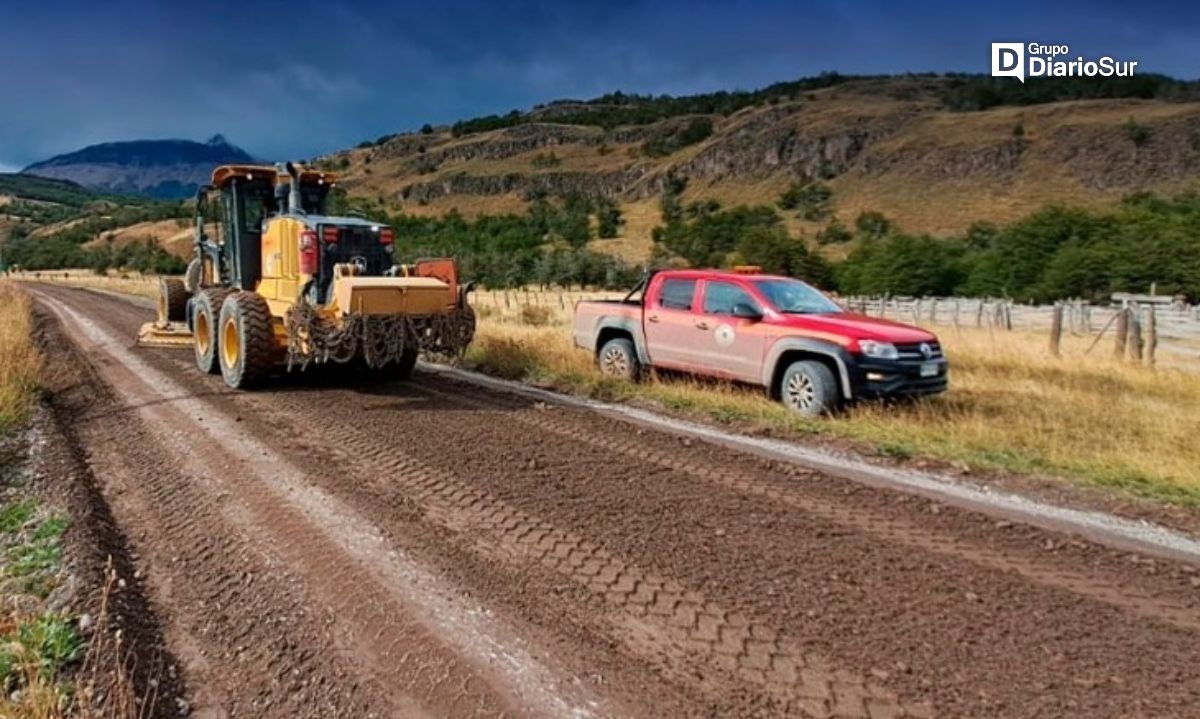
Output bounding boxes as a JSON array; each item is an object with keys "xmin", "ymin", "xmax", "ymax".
[
  {"xmin": 696, "ymin": 279, "xmax": 770, "ymax": 383},
  {"xmin": 643, "ymin": 277, "xmax": 701, "ymax": 370}
]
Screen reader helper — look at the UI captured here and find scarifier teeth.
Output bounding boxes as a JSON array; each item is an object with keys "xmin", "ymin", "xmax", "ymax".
[{"xmin": 284, "ymin": 304, "xmax": 475, "ymax": 371}]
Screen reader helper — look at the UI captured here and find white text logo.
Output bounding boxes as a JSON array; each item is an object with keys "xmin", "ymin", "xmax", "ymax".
[{"xmin": 990, "ymin": 43, "xmax": 1138, "ymax": 83}]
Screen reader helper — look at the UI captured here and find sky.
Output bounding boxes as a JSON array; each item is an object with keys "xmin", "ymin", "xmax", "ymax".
[{"xmin": 1, "ymin": 0, "xmax": 1197, "ymax": 171}]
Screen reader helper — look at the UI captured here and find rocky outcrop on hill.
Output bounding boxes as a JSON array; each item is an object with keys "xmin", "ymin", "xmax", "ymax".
[{"xmin": 333, "ymin": 77, "xmax": 1200, "ymax": 234}]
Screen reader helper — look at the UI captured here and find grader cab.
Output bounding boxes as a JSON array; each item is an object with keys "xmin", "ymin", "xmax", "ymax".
[{"xmin": 138, "ymin": 162, "xmax": 474, "ymax": 388}]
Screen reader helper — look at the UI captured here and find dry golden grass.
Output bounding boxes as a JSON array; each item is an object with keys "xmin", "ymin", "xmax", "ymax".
[
  {"xmin": 469, "ymin": 292, "xmax": 1200, "ymax": 505},
  {"xmin": 330, "ymin": 89, "xmax": 1200, "ymax": 259},
  {"xmin": 0, "ymin": 282, "xmax": 41, "ymax": 435},
  {"xmin": 86, "ymin": 219, "xmax": 193, "ymax": 257}
]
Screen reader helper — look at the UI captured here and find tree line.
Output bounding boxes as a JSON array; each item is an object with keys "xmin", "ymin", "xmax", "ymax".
[
  {"xmin": 439, "ymin": 73, "xmax": 1198, "ymax": 138},
  {"xmin": 652, "ymin": 187, "xmax": 1200, "ymax": 302}
]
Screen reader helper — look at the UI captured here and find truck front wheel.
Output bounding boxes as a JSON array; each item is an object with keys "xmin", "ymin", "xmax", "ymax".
[
  {"xmin": 597, "ymin": 338, "xmax": 640, "ymax": 381},
  {"xmin": 780, "ymin": 360, "xmax": 838, "ymax": 417}
]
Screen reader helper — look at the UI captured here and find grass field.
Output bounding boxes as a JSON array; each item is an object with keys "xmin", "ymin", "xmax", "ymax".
[
  {"xmin": 470, "ymin": 290, "xmax": 1200, "ymax": 506},
  {"xmin": 0, "ymin": 282, "xmax": 41, "ymax": 435},
  {"xmin": 16, "ymin": 275, "xmax": 1200, "ymax": 506}
]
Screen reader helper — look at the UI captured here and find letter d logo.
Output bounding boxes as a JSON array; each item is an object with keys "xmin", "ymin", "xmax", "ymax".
[{"xmin": 991, "ymin": 42, "xmax": 1025, "ymax": 82}]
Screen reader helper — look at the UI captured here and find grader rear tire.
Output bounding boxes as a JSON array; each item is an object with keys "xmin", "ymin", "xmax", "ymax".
[
  {"xmin": 193, "ymin": 289, "xmax": 232, "ymax": 374},
  {"xmin": 377, "ymin": 347, "xmax": 418, "ymax": 381},
  {"xmin": 218, "ymin": 291, "xmax": 276, "ymax": 390},
  {"xmin": 158, "ymin": 277, "xmax": 188, "ymax": 323}
]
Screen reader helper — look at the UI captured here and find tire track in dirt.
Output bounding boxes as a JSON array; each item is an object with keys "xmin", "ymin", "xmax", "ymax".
[
  {"xmin": 30, "ymin": 286, "xmax": 613, "ymax": 719},
  {"xmin": 416, "ymin": 382, "xmax": 1200, "ymax": 632},
  {"xmin": 97, "ymin": 290, "xmax": 921, "ymax": 715},
  {"xmin": 259, "ymin": 380, "xmax": 1200, "ymax": 717},
  {"xmin": 244, "ymin": 390, "xmax": 927, "ymax": 718}
]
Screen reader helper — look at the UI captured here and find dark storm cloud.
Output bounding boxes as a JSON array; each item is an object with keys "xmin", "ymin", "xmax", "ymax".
[{"xmin": 1, "ymin": 0, "xmax": 1197, "ymax": 168}]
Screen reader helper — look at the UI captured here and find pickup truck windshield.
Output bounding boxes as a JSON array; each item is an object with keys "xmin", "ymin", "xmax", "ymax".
[{"xmin": 752, "ymin": 278, "xmax": 842, "ymax": 314}]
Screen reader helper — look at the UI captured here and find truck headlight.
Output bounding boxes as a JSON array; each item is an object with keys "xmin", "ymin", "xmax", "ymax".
[{"xmin": 859, "ymin": 340, "xmax": 899, "ymax": 360}]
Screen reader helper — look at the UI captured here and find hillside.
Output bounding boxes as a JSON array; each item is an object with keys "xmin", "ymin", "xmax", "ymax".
[
  {"xmin": 0, "ymin": 172, "xmax": 189, "ymax": 272},
  {"xmin": 326, "ymin": 75, "xmax": 1200, "ymax": 262},
  {"xmin": 23, "ymin": 134, "xmax": 255, "ymax": 199}
]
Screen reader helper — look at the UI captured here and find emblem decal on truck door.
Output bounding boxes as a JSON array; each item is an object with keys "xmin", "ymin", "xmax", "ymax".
[{"xmin": 715, "ymin": 323, "xmax": 736, "ymax": 347}]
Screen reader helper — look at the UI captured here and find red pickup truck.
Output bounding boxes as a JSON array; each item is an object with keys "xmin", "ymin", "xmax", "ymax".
[{"xmin": 572, "ymin": 269, "xmax": 948, "ymax": 415}]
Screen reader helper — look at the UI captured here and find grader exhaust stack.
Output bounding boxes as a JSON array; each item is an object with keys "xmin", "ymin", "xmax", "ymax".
[{"xmin": 137, "ymin": 163, "xmax": 475, "ymax": 389}]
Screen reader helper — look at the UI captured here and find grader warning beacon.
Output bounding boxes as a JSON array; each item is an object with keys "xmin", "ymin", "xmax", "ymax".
[{"xmin": 138, "ymin": 163, "xmax": 475, "ymax": 388}]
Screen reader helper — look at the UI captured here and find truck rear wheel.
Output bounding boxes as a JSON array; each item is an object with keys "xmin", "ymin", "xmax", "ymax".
[
  {"xmin": 780, "ymin": 360, "xmax": 838, "ymax": 417},
  {"xmin": 193, "ymin": 288, "xmax": 232, "ymax": 374},
  {"xmin": 158, "ymin": 277, "xmax": 188, "ymax": 323},
  {"xmin": 597, "ymin": 338, "xmax": 640, "ymax": 381},
  {"xmin": 218, "ymin": 291, "xmax": 276, "ymax": 390}
]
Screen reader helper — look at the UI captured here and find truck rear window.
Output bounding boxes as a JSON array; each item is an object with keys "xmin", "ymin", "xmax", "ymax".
[{"xmin": 659, "ymin": 279, "xmax": 696, "ymax": 310}]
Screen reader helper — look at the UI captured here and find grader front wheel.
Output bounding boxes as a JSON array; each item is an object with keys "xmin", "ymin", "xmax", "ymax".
[
  {"xmin": 218, "ymin": 291, "xmax": 276, "ymax": 389},
  {"xmin": 193, "ymin": 289, "xmax": 232, "ymax": 374},
  {"xmin": 157, "ymin": 277, "xmax": 188, "ymax": 324}
]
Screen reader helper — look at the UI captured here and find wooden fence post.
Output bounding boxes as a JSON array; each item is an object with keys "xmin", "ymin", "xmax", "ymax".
[
  {"xmin": 1145, "ymin": 307, "xmax": 1158, "ymax": 367},
  {"xmin": 1128, "ymin": 306, "xmax": 1144, "ymax": 361},
  {"xmin": 1049, "ymin": 303, "xmax": 1064, "ymax": 357},
  {"xmin": 1113, "ymin": 307, "xmax": 1129, "ymax": 359},
  {"xmin": 975, "ymin": 301, "xmax": 984, "ymax": 327}
]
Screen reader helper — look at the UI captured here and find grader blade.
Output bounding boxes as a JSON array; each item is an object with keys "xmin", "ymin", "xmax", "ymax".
[{"xmin": 137, "ymin": 321, "xmax": 194, "ymax": 348}]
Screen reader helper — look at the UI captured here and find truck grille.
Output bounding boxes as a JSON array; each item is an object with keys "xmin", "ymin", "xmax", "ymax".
[{"xmin": 895, "ymin": 341, "xmax": 943, "ymax": 361}]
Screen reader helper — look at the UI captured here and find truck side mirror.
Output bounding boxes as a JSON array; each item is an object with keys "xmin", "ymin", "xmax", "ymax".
[{"xmin": 732, "ymin": 303, "xmax": 762, "ymax": 321}]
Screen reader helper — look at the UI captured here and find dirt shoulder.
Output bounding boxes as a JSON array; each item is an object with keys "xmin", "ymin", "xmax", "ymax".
[{"xmin": 0, "ymin": 311, "xmax": 184, "ymax": 717}]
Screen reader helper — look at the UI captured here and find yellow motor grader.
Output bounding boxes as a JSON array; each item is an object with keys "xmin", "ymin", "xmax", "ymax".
[{"xmin": 138, "ymin": 162, "xmax": 474, "ymax": 388}]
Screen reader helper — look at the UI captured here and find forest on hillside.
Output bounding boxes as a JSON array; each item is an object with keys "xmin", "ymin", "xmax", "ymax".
[{"xmin": 6, "ymin": 177, "xmax": 1199, "ymax": 301}]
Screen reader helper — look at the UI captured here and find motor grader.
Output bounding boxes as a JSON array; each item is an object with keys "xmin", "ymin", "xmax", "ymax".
[{"xmin": 138, "ymin": 162, "xmax": 474, "ymax": 388}]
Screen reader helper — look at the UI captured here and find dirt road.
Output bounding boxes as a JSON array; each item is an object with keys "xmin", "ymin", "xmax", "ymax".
[{"xmin": 26, "ymin": 284, "xmax": 1200, "ymax": 718}]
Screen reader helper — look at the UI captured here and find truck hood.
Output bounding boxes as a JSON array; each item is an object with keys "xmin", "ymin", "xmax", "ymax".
[{"xmin": 774, "ymin": 312, "xmax": 937, "ymax": 344}]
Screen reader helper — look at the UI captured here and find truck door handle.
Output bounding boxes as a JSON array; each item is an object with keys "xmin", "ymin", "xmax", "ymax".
[
  {"xmin": 647, "ymin": 315, "xmax": 661, "ymax": 323},
  {"xmin": 695, "ymin": 321, "xmax": 710, "ymax": 330}
]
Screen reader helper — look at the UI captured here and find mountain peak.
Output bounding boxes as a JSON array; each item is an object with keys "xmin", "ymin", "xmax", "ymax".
[{"xmin": 22, "ymin": 136, "xmax": 256, "ymax": 199}]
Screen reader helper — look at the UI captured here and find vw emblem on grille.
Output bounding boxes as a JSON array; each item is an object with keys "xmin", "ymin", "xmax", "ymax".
[{"xmin": 920, "ymin": 342, "xmax": 933, "ymax": 359}]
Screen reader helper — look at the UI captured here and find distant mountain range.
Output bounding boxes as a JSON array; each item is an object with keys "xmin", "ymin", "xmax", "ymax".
[{"xmin": 23, "ymin": 135, "xmax": 255, "ymax": 199}]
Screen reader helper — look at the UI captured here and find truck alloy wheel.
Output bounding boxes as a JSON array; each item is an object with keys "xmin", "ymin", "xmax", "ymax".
[
  {"xmin": 598, "ymin": 338, "xmax": 639, "ymax": 381},
  {"xmin": 781, "ymin": 360, "xmax": 836, "ymax": 416}
]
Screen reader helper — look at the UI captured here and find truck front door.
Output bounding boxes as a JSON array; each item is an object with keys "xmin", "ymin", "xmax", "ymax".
[
  {"xmin": 697, "ymin": 280, "xmax": 769, "ymax": 383},
  {"xmin": 644, "ymin": 277, "xmax": 700, "ymax": 370}
]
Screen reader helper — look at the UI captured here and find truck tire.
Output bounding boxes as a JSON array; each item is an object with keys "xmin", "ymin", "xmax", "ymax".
[
  {"xmin": 158, "ymin": 277, "xmax": 188, "ymax": 323},
  {"xmin": 597, "ymin": 337, "xmax": 640, "ymax": 381},
  {"xmin": 193, "ymin": 288, "xmax": 233, "ymax": 374},
  {"xmin": 218, "ymin": 291, "xmax": 276, "ymax": 390},
  {"xmin": 780, "ymin": 360, "xmax": 838, "ymax": 417}
]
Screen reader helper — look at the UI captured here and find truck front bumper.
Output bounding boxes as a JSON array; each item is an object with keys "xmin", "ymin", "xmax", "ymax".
[{"xmin": 848, "ymin": 356, "xmax": 949, "ymax": 398}]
